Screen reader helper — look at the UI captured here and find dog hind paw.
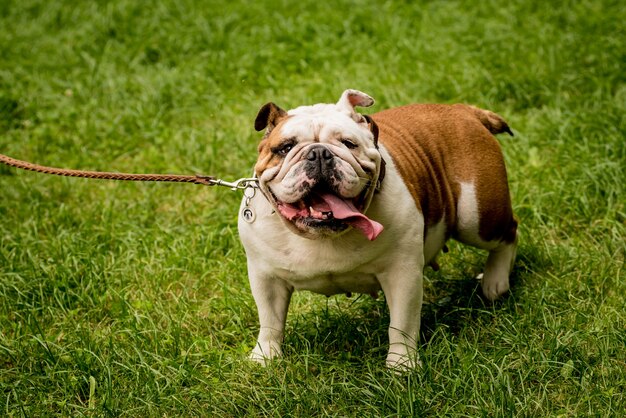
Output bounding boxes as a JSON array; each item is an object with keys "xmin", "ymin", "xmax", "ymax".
[{"xmin": 481, "ymin": 277, "xmax": 510, "ymax": 301}]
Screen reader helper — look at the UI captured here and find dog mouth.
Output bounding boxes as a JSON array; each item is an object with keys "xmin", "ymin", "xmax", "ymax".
[{"xmin": 273, "ymin": 188, "xmax": 384, "ymax": 241}]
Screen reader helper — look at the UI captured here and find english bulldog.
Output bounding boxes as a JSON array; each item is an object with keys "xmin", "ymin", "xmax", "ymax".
[{"xmin": 238, "ymin": 89, "xmax": 517, "ymax": 368}]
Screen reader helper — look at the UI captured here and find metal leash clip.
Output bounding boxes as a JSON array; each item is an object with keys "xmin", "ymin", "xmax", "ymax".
[{"xmin": 197, "ymin": 175, "xmax": 259, "ymax": 191}]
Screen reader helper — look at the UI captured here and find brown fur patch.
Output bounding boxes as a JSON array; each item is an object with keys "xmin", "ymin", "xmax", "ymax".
[
  {"xmin": 254, "ymin": 119, "xmax": 293, "ymax": 174},
  {"xmin": 372, "ymin": 104, "xmax": 516, "ymax": 244}
]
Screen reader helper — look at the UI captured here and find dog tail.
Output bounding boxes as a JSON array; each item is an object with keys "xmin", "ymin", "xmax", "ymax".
[{"xmin": 467, "ymin": 105, "xmax": 514, "ymax": 136}]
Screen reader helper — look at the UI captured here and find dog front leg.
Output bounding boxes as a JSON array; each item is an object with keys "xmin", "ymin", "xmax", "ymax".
[
  {"xmin": 249, "ymin": 272, "xmax": 293, "ymax": 364},
  {"xmin": 378, "ymin": 259, "xmax": 424, "ymax": 370}
]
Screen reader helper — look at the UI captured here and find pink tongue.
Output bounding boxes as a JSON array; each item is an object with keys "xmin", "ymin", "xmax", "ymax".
[{"xmin": 317, "ymin": 193, "xmax": 384, "ymax": 241}]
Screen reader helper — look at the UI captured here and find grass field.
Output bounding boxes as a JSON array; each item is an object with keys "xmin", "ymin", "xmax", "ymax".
[{"xmin": 1, "ymin": 0, "xmax": 624, "ymax": 416}]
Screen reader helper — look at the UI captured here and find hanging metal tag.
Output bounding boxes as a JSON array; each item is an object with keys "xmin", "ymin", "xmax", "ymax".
[
  {"xmin": 241, "ymin": 186, "xmax": 257, "ymax": 223},
  {"xmin": 241, "ymin": 207, "xmax": 256, "ymax": 223}
]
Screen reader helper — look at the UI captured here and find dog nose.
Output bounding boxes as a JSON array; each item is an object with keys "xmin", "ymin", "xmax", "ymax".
[{"xmin": 306, "ymin": 147, "xmax": 333, "ymax": 162}]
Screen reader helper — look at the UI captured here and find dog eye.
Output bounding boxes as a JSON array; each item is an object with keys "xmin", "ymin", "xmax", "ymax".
[
  {"xmin": 273, "ymin": 141, "xmax": 295, "ymax": 156},
  {"xmin": 341, "ymin": 139, "xmax": 358, "ymax": 149}
]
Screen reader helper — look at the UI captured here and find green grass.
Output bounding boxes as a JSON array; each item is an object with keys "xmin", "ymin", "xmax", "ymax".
[{"xmin": 1, "ymin": 0, "xmax": 624, "ymax": 415}]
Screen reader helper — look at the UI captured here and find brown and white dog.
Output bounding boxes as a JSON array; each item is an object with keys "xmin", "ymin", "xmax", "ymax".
[{"xmin": 238, "ymin": 90, "xmax": 517, "ymax": 368}]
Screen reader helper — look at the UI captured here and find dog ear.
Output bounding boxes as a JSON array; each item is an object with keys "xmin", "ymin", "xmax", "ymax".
[
  {"xmin": 255, "ymin": 102, "xmax": 288, "ymax": 132},
  {"xmin": 336, "ymin": 89, "xmax": 375, "ymax": 123},
  {"xmin": 362, "ymin": 114, "xmax": 379, "ymax": 147},
  {"xmin": 337, "ymin": 89, "xmax": 375, "ymax": 110},
  {"xmin": 361, "ymin": 114, "xmax": 385, "ymax": 189}
]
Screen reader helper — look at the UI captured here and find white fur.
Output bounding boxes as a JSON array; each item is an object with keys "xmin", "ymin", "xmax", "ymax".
[
  {"xmin": 456, "ymin": 182, "xmax": 483, "ymax": 247},
  {"xmin": 481, "ymin": 238, "xmax": 517, "ymax": 300},
  {"xmin": 240, "ymin": 143, "xmax": 424, "ymax": 369},
  {"xmin": 239, "ymin": 91, "xmax": 515, "ymax": 369},
  {"xmin": 424, "ymin": 219, "xmax": 447, "ymax": 266},
  {"xmin": 455, "ymin": 182, "xmax": 516, "ymax": 300}
]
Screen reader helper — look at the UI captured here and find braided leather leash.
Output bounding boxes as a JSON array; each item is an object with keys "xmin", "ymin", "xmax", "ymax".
[{"xmin": 0, "ymin": 153, "xmax": 258, "ymax": 190}]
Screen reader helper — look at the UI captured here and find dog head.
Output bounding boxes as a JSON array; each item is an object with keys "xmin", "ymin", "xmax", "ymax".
[{"xmin": 253, "ymin": 89, "xmax": 384, "ymax": 240}]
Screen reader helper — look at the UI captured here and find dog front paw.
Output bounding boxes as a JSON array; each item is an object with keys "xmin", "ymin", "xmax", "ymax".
[
  {"xmin": 385, "ymin": 351, "xmax": 422, "ymax": 371},
  {"xmin": 249, "ymin": 343, "xmax": 282, "ymax": 365}
]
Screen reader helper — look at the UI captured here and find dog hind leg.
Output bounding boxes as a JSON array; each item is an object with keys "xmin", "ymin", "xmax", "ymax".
[{"xmin": 480, "ymin": 235, "xmax": 517, "ymax": 301}]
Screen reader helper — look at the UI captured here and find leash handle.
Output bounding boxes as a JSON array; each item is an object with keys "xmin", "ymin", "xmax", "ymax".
[{"xmin": 0, "ymin": 153, "xmax": 258, "ymax": 189}]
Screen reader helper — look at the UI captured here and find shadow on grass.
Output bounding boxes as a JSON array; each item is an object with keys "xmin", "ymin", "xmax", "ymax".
[
  {"xmin": 420, "ymin": 244, "xmax": 549, "ymax": 340},
  {"xmin": 283, "ymin": 294, "xmax": 390, "ymax": 363},
  {"xmin": 281, "ymin": 247, "xmax": 549, "ymax": 364}
]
